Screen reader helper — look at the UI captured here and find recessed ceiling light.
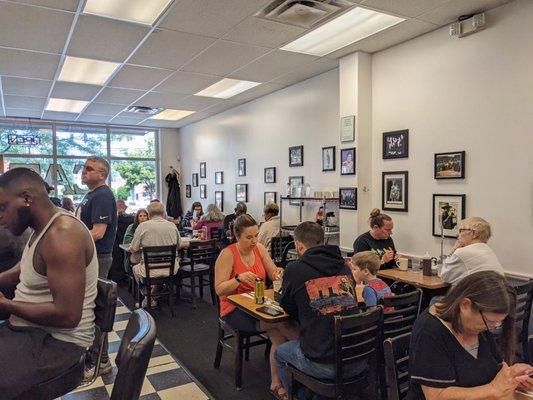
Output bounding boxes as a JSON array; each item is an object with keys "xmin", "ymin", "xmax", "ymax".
[
  {"xmin": 150, "ymin": 109, "xmax": 195, "ymax": 121},
  {"xmin": 195, "ymin": 78, "xmax": 261, "ymax": 99},
  {"xmin": 58, "ymin": 56, "xmax": 120, "ymax": 86},
  {"xmin": 281, "ymin": 7, "xmax": 405, "ymax": 57},
  {"xmin": 83, "ymin": 0, "xmax": 173, "ymax": 25},
  {"xmin": 46, "ymin": 98, "xmax": 89, "ymax": 113}
]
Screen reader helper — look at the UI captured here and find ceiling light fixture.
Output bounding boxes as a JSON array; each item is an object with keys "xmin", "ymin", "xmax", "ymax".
[
  {"xmin": 46, "ymin": 98, "xmax": 89, "ymax": 113},
  {"xmin": 83, "ymin": 0, "xmax": 173, "ymax": 25},
  {"xmin": 195, "ymin": 78, "xmax": 261, "ymax": 99},
  {"xmin": 58, "ymin": 56, "xmax": 120, "ymax": 86},
  {"xmin": 281, "ymin": 7, "xmax": 405, "ymax": 57},
  {"xmin": 150, "ymin": 109, "xmax": 195, "ymax": 121}
]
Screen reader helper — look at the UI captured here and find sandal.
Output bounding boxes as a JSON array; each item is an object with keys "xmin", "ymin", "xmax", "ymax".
[{"xmin": 270, "ymin": 385, "xmax": 289, "ymax": 400}]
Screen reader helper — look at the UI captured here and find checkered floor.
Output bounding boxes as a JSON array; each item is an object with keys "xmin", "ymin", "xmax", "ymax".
[{"xmin": 61, "ymin": 300, "xmax": 212, "ymax": 400}]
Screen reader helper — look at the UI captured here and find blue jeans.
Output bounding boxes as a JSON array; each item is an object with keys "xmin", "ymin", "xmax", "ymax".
[{"xmin": 275, "ymin": 340, "xmax": 368, "ymax": 400}]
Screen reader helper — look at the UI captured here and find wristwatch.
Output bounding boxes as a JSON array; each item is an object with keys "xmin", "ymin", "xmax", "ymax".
[{"xmin": 235, "ymin": 274, "xmax": 241, "ymax": 283}]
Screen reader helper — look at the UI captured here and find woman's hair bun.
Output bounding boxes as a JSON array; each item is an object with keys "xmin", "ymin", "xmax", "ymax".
[{"xmin": 370, "ymin": 208, "xmax": 381, "ymax": 217}]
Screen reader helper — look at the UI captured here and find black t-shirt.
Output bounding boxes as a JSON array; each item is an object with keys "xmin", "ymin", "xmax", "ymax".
[
  {"xmin": 78, "ymin": 185, "xmax": 117, "ymax": 254},
  {"xmin": 407, "ymin": 310, "xmax": 502, "ymax": 400},
  {"xmin": 222, "ymin": 213, "xmax": 236, "ymax": 245},
  {"xmin": 353, "ymin": 231, "xmax": 396, "ymax": 269}
]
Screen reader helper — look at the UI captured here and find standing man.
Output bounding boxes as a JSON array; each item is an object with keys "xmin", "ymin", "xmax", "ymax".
[{"xmin": 221, "ymin": 202, "xmax": 247, "ymax": 246}]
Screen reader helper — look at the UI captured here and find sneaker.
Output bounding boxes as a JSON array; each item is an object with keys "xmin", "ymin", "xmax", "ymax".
[
  {"xmin": 141, "ymin": 297, "xmax": 157, "ymax": 308},
  {"xmin": 82, "ymin": 360, "xmax": 112, "ymax": 384}
]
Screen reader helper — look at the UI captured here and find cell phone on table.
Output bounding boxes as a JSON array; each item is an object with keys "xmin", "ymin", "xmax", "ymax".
[{"xmin": 256, "ymin": 306, "xmax": 283, "ymax": 317}]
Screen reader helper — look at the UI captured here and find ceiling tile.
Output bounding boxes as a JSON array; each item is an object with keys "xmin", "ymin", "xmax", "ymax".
[
  {"xmin": 129, "ymin": 29, "xmax": 216, "ymax": 70},
  {"xmin": 223, "ymin": 16, "xmax": 306, "ymax": 48},
  {"xmin": 2, "ymin": 77, "xmax": 52, "ymax": 97},
  {"xmin": 67, "ymin": 14, "xmax": 149, "ymax": 63},
  {"xmin": 170, "ymin": 95, "xmax": 223, "ymax": 111},
  {"xmin": 418, "ymin": 0, "xmax": 513, "ymax": 25},
  {"xmin": 4, "ymin": 95, "xmax": 46, "ymax": 110},
  {"xmin": 9, "ymin": 0, "xmax": 79, "ymax": 12},
  {"xmin": 181, "ymin": 40, "xmax": 271, "ymax": 76},
  {"xmin": 0, "ymin": 2, "xmax": 73, "ymax": 53},
  {"xmin": 153, "ymin": 71, "xmax": 220, "ymax": 95},
  {"xmin": 229, "ymin": 50, "xmax": 318, "ymax": 82},
  {"xmin": 84, "ymin": 103, "xmax": 125, "ymax": 116},
  {"xmin": 94, "ymin": 87, "xmax": 145, "ymax": 105},
  {"xmin": 272, "ymin": 58, "xmax": 339, "ymax": 86},
  {"xmin": 361, "ymin": 0, "xmax": 445, "ymax": 18},
  {"xmin": 77, "ymin": 114, "xmax": 112, "ymax": 124},
  {"xmin": 109, "ymin": 116, "xmax": 147, "ymax": 126},
  {"xmin": 142, "ymin": 119, "xmax": 182, "ymax": 128},
  {"xmin": 159, "ymin": 0, "xmax": 271, "ymax": 38},
  {"xmin": 51, "ymin": 81, "xmax": 101, "ymax": 101},
  {"xmin": 108, "ymin": 65, "xmax": 173, "ymax": 91},
  {"xmin": 42, "ymin": 111, "xmax": 78, "ymax": 120},
  {"xmin": 133, "ymin": 92, "xmax": 190, "ymax": 109},
  {"xmin": 0, "ymin": 48, "xmax": 60, "ymax": 80},
  {"xmin": 228, "ymin": 82, "xmax": 284, "ymax": 104},
  {"xmin": 5, "ymin": 108, "xmax": 42, "ymax": 118}
]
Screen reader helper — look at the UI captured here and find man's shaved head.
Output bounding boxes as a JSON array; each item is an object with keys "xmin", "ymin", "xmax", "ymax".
[{"xmin": 0, "ymin": 167, "xmax": 49, "ymax": 195}]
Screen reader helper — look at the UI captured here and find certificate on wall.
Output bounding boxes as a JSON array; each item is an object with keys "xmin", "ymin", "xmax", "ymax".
[{"xmin": 340, "ymin": 115, "xmax": 355, "ymax": 142}]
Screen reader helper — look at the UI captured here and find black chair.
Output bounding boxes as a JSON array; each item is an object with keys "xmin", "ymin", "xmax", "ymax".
[
  {"xmin": 529, "ymin": 335, "xmax": 533, "ymax": 363},
  {"xmin": 213, "ymin": 298, "xmax": 271, "ymax": 390},
  {"xmin": 209, "ymin": 226, "xmax": 222, "ymax": 244},
  {"xmin": 177, "ymin": 239, "xmax": 217, "ymax": 308},
  {"xmin": 110, "ymin": 309, "xmax": 157, "ymax": 400},
  {"xmin": 382, "ymin": 289, "xmax": 422, "ymax": 339},
  {"xmin": 279, "ymin": 240, "xmax": 296, "ymax": 268},
  {"xmin": 137, "ymin": 245, "xmax": 178, "ymax": 316},
  {"xmin": 510, "ymin": 279, "xmax": 533, "ymax": 362},
  {"xmin": 271, "ymin": 235, "xmax": 293, "ymax": 266},
  {"xmin": 383, "ymin": 333, "xmax": 411, "ymax": 400},
  {"xmin": 287, "ymin": 307, "xmax": 383, "ymax": 400},
  {"xmin": 389, "ymin": 281, "xmax": 418, "ymax": 295}
]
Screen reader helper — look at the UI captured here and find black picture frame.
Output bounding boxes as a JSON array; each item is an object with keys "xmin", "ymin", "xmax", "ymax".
[
  {"xmin": 264, "ymin": 192, "xmax": 277, "ymax": 205},
  {"xmin": 288, "ymin": 176, "xmax": 304, "ymax": 206},
  {"xmin": 383, "ymin": 129, "xmax": 409, "ymax": 159},
  {"xmin": 215, "ymin": 171, "xmax": 223, "ymax": 184},
  {"xmin": 235, "ymin": 184, "xmax": 248, "ymax": 202},
  {"xmin": 289, "ymin": 145, "xmax": 304, "ymax": 167},
  {"xmin": 340, "ymin": 147, "xmax": 356, "ymax": 175},
  {"xmin": 192, "ymin": 173, "xmax": 199, "ymax": 187},
  {"xmin": 200, "ymin": 184, "xmax": 206, "ymax": 199},
  {"xmin": 432, "ymin": 194, "xmax": 466, "ymax": 238},
  {"xmin": 185, "ymin": 184, "xmax": 191, "ymax": 198},
  {"xmin": 215, "ymin": 191, "xmax": 224, "ymax": 212},
  {"xmin": 339, "ymin": 187, "xmax": 357, "ymax": 210},
  {"xmin": 238, "ymin": 158, "xmax": 246, "ymax": 176},
  {"xmin": 382, "ymin": 171, "xmax": 408, "ymax": 212},
  {"xmin": 200, "ymin": 162, "xmax": 206, "ymax": 178},
  {"xmin": 264, "ymin": 167, "xmax": 276, "ymax": 183},
  {"xmin": 434, "ymin": 151, "xmax": 465, "ymax": 179},
  {"xmin": 322, "ymin": 146, "xmax": 336, "ymax": 171}
]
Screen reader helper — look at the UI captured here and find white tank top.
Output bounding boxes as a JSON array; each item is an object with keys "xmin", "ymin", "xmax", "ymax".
[{"xmin": 10, "ymin": 211, "xmax": 98, "ymax": 348}]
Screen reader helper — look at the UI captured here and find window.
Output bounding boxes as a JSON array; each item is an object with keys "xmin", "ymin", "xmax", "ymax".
[
  {"xmin": 110, "ymin": 128, "xmax": 155, "ymax": 158},
  {"xmin": 56, "ymin": 125, "xmax": 107, "ymax": 157},
  {"xmin": 0, "ymin": 121, "xmax": 52, "ymax": 155},
  {"xmin": 111, "ymin": 160, "xmax": 157, "ymax": 210}
]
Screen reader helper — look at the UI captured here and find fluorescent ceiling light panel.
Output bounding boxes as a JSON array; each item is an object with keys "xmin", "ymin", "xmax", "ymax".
[
  {"xmin": 281, "ymin": 7, "xmax": 405, "ymax": 56},
  {"xmin": 46, "ymin": 98, "xmax": 89, "ymax": 113},
  {"xmin": 195, "ymin": 78, "xmax": 261, "ymax": 99},
  {"xmin": 150, "ymin": 109, "xmax": 195, "ymax": 121},
  {"xmin": 58, "ymin": 56, "xmax": 120, "ymax": 86},
  {"xmin": 83, "ymin": 0, "xmax": 172, "ymax": 25}
]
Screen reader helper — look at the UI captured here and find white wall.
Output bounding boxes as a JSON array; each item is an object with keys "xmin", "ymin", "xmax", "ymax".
[
  {"xmin": 159, "ymin": 128, "xmax": 180, "ymax": 203},
  {"xmin": 371, "ymin": 0, "xmax": 533, "ymax": 276}
]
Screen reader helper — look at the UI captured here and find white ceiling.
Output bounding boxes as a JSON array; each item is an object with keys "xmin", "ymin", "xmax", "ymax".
[{"xmin": 0, "ymin": 0, "xmax": 513, "ymax": 128}]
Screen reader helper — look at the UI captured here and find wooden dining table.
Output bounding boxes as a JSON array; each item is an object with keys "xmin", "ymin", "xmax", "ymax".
[{"xmin": 377, "ymin": 268, "xmax": 449, "ymax": 290}]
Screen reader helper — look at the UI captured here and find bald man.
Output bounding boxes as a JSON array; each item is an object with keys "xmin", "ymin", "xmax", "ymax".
[{"xmin": 0, "ymin": 168, "xmax": 97, "ymax": 398}]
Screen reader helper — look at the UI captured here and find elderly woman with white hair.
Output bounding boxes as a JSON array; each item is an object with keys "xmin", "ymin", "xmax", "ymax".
[{"xmin": 439, "ymin": 217, "xmax": 504, "ymax": 285}]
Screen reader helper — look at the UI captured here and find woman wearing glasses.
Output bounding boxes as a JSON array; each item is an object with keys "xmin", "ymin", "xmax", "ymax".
[
  {"xmin": 439, "ymin": 217, "xmax": 504, "ymax": 285},
  {"xmin": 408, "ymin": 271, "xmax": 533, "ymax": 399}
]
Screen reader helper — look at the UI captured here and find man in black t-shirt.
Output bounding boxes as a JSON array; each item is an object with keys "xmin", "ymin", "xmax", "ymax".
[{"xmin": 221, "ymin": 201, "xmax": 247, "ymax": 246}]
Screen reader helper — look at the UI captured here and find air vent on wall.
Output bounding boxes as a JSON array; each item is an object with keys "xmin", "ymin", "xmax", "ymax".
[
  {"xmin": 255, "ymin": 0, "xmax": 356, "ymax": 29},
  {"xmin": 125, "ymin": 106, "xmax": 163, "ymax": 115}
]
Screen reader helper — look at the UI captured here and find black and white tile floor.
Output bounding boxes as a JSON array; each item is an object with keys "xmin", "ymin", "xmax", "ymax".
[{"xmin": 61, "ymin": 301, "xmax": 211, "ymax": 400}]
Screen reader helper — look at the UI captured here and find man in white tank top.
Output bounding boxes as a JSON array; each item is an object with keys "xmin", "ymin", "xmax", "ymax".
[{"xmin": 0, "ymin": 168, "xmax": 97, "ymax": 398}]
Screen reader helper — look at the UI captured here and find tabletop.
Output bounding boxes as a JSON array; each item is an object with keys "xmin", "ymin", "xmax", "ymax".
[
  {"xmin": 119, "ymin": 237, "xmax": 201, "ymax": 252},
  {"xmin": 377, "ymin": 268, "xmax": 449, "ymax": 290}
]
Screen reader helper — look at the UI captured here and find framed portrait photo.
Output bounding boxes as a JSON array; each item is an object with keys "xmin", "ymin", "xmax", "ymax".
[
  {"xmin": 340, "ymin": 115, "xmax": 355, "ymax": 142},
  {"xmin": 215, "ymin": 171, "xmax": 223, "ymax": 184},
  {"xmin": 200, "ymin": 162, "xmax": 206, "ymax": 178},
  {"xmin": 185, "ymin": 184, "xmax": 191, "ymax": 198},
  {"xmin": 433, "ymin": 194, "xmax": 466, "ymax": 238},
  {"xmin": 192, "ymin": 173, "xmax": 199, "ymax": 187},
  {"xmin": 264, "ymin": 167, "xmax": 276, "ymax": 183},
  {"xmin": 340, "ymin": 147, "xmax": 356, "ymax": 175},
  {"xmin": 235, "ymin": 184, "xmax": 248, "ymax": 202},
  {"xmin": 200, "ymin": 184, "xmax": 206, "ymax": 199},
  {"xmin": 264, "ymin": 192, "xmax": 277, "ymax": 205},
  {"xmin": 289, "ymin": 176, "xmax": 304, "ymax": 205},
  {"xmin": 215, "ymin": 191, "xmax": 224, "ymax": 212},
  {"xmin": 383, "ymin": 129, "xmax": 409, "ymax": 159},
  {"xmin": 238, "ymin": 158, "xmax": 246, "ymax": 176},
  {"xmin": 382, "ymin": 171, "xmax": 408, "ymax": 212},
  {"xmin": 339, "ymin": 187, "xmax": 357, "ymax": 210},
  {"xmin": 434, "ymin": 151, "xmax": 465, "ymax": 179},
  {"xmin": 289, "ymin": 145, "xmax": 303, "ymax": 167},
  {"xmin": 322, "ymin": 146, "xmax": 335, "ymax": 172}
]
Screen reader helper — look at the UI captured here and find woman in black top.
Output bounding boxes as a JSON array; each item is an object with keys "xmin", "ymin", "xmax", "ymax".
[{"xmin": 408, "ymin": 271, "xmax": 533, "ymax": 399}]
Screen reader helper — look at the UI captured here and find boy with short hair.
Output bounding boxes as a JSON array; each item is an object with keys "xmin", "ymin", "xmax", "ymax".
[{"xmin": 350, "ymin": 251, "xmax": 393, "ymax": 307}]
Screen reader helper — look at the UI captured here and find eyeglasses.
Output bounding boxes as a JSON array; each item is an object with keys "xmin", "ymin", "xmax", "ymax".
[
  {"xmin": 479, "ymin": 310, "xmax": 503, "ymax": 331},
  {"xmin": 82, "ymin": 166, "xmax": 104, "ymax": 173},
  {"xmin": 458, "ymin": 228, "xmax": 472, "ymax": 233}
]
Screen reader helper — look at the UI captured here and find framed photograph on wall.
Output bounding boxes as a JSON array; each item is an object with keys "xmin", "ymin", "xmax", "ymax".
[
  {"xmin": 433, "ymin": 194, "xmax": 466, "ymax": 238},
  {"xmin": 340, "ymin": 147, "xmax": 356, "ymax": 175},
  {"xmin": 238, "ymin": 158, "xmax": 246, "ymax": 176},
  {"xmin": 264, "ymin": 192, "xmax": 277, "ymax": 205},
  {"xmin": 434, "ymin": 151, "xmax": 465, "ymax": 179},
  {"xmin": 192, "ymin": 173, "xmax": 199, "ymax": 187},
  {"xmin": 289, "ymin": 145, "xmax": 303, "ymax": 167},
  {"xmin": 383, "ymin": 129, "xmax": 409, "ymax": 159},
  {"xmin": 264, "ymin": 167, "xmax": 276, "ymax": 183},
  {"xmin": 185, "ymin": 185, "xmax": 191, "ymax": 198},
  {"xmin": 200, "ymin": 184, "xmax": 206, "ymax": 199},
  {"xmin": 200, "ymin": 162, "xmax": 206, "ymax": 178},
  {"xmin": 235, "ymin": 184, "xmax": 248, "ymax": 202},
  {"xmin": 340, "ymin": 115, "xmax": 355, "ymax": 142},
  {"xmin": 215, "ymin": 191, "xmax": 224, "ymax": 212},
  {"xmin": 289, "ymin": 176, "xmax": 304, "ymax": 205},
  {"xmin": 339, "ymin": 187, "xmax": 357, "ymax": 210},
  {"xmin": 215, "ymin": 171, "xmax": 223, "ymax": 184},
  {"xmin": 382, "ymin": 171, "xmax": 408, "ymax": 212},
  {"xmin": 322, "ymin": 146, "xmax": 335, "ymax": 171}
]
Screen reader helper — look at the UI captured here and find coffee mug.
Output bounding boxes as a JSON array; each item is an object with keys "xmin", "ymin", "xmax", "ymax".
[{"xmin": 396, "ymin": 257, "xmax": 409, "ymax": 271}]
